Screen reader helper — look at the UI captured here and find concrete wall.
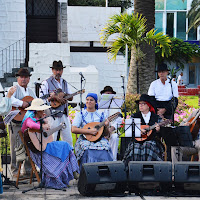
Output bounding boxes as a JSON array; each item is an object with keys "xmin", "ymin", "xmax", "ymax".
[
  {"xmin": 70, "ymin": 52, "xmax": 126, "ymax": 96},
  {"xmin": 67, "ymin": 6, "xmax": 121, "ymax": 42},
  {"xmin": 0, "ymin": 0, "xmax": 26, "ymax": 77}
]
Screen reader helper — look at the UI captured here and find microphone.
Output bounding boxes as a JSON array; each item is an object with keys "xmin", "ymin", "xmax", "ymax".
[
  {"xmin": 121, "ymin": 75, "xmax": 125, "ymax": 78},
  {"xmin": 34, "ymin": 82, "xmax": 42, "ymax": 85},
  {"xmin": 51, "ymin": 110, "xmax": 63, "ymax": 116},
  {"xmin": 79, "ymin": 72, "xmax": 85, "ymax": 80}
]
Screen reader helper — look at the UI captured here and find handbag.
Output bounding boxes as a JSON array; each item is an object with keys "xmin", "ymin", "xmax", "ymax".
[{"xmin": 15, "ymin": 144, "xmax": 27, "ymax": 163}]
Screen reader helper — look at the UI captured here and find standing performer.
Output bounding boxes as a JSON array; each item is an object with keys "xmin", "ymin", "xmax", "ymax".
[
  {"xmin": 0, "ymin": 86, "xmax": 16, "ymax": 194},
  {"xmin": 148, "ymin": 63, "xmax": 178, "ymax": 119},
  {"xmin": 100, "ymin": 86, "xmax": 123, "ymax": 161},
  {"xmin": 7, "ymin": 68, "xmax": 36, "ymax": 177},
  {"xmin": 40, "ymin": 60, "xmax": 73, "ymax": 146},
  {"xmin": 21, "ymin": 98, "xmax": 79, "ymax": 189},
  {"xmin": 123, "ymin": 94, "xmax": 164, "ymax": 164},
  {"xmin": 72, "ymin": 93, "xmax": 113, "ymax": 169}
]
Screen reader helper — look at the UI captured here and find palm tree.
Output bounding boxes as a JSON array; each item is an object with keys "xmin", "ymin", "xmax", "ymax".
[
  {"xmin": 100, "ymin": 12, "xmax": 171, "ymax": 94},
  {"xmin": 187, "ymin": 0, "xmax": 200, "ymax": 33},
  {"xmin": 134, "ymin": 0, "xmax": 156, "ymax": 93}
]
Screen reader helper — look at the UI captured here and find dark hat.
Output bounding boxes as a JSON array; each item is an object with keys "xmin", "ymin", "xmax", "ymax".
[
  {"xmin": 50, "ymin": 60, "xmax": 66, "ymax": 69},
  {"xmin": 155, "ymin": 63, "xmax": 169, "ymax": 72},
  {"xmin": 135, "ymin": 94, "xmax": 154, "ymax": 105},
  {"xmin": 100, "ymin": 86, "xmax": 116, "ymax": 95},
  {"xmin": 15, "ymin": 68, "xmax": 32, "ymax": 77}
]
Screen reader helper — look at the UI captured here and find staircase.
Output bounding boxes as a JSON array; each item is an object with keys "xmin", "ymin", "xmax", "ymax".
[
  {"xmin": 0, "ymin": 37, "xmax": 33, "ymax": 89},
  {"xmin": 178, "ymin": 85, "xmax": 200, "ymax": 96}
]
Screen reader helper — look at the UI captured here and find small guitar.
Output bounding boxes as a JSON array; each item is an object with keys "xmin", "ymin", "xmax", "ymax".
[
  {"xmin": 41, "ymin": 89, "xmax": 85, "ymax": 108},
  {"xmin": 83, "ymin": 112, "xmax": 120, "ymax": 142},
  {"xmin": 24, "ymin": 123, "xmax": 66, "ymax": 153},
  {"xmin": 11, "ymin": 96, "xmax": 34, "ymax": 123},
  {"xmin": 135, "ymin": 119, "xmax": 172, "ymax": 142}
]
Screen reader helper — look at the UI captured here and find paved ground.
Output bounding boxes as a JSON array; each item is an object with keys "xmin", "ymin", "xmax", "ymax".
[{"xmin": 1, "ymin": 165, "xmax": 200, "ymax": 200}]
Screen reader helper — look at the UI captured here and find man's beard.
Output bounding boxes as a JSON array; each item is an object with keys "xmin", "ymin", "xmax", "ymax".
[{"xmin": 54, "ymin": 74, "xmax": 61, "ymax": 80}]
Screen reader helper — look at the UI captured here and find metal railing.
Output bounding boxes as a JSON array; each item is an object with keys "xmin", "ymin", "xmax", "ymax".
[{"xmin": 0, "ymin": 37, "xmax": 26, "ymax": 78}]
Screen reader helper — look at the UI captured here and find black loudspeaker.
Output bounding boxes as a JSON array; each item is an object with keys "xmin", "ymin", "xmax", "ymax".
[
  {"xmin": 78, "ymin": 161, "xmax": 127, "ymax": 196},
  {"xmin": 120, "ymin": 137, "xmax": 131, "ymax": 160},
  {"xmin": 174, "ymin": 162, "xmax": 200, "ymax": 192},
  {"xmin": 128, "ymin": 161, "xmax": 172, "ymax": 193}
]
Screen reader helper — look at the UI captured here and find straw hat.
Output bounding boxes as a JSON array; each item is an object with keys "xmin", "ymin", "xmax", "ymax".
[{"xmin": 25, "ymin": 98, "xmax": 51, "ymax": 111}]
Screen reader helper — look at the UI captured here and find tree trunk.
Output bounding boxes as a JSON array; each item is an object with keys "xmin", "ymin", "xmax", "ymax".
[
  {"xmin": 134, "ymin": 0, "xmax": 156, "ymax": 94},
  {"xmin": 127, "ymin": 47, "xmax": 137, "ymax": 94}
]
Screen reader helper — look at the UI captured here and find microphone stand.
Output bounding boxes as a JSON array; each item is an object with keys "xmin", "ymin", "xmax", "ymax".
[
  {"xmin": 121, "ymin": 76, "xmax": 127, "ymax": 119},
  {"xmin": 80, "ymin": 75, "xmax": 84, "ymax": 112}
]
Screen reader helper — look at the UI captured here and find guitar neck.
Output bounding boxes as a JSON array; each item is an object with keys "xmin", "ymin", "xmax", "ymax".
[
  {"xmin": 148, "ymin": 119, "xmax": 171, "ymax": 131},
  {"xmin": 190, "ymin": 109, "xmax": 200, "ymax": 124}
]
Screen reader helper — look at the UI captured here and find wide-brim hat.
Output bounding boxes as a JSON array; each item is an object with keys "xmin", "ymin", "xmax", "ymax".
[
  {"xmin": 135, "ymin": 94, "xmax": 154, "ymax": 106},
  {"xmin": 25, "ymin": 98, "xmax": 51, "ymax": 111},
  {"xmin": 155, "ymin": 63, "xmax": 170, "ymax": 72},
  {"xmin": 100, "ymin": 86, "xmax": 116, "ymax": 95},
  {"xmin": 50, "ymin": 60, "xmax": 66, "ymax": 69},
  {"xmin": 15, "ymin": 68, "xmax": 32, "ymax": 77}
]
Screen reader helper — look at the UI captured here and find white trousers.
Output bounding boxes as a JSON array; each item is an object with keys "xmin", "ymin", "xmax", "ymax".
[
  {"xmin": 109, "ymin": 132, "xmax": 119, "ymax": 161},
  {"xmin": 49, "ymin": 115, "xmax": 73, "ymax": 147}
]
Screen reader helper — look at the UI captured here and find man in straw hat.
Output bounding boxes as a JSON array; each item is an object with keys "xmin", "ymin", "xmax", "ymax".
[
  {"xmin": 39, "ymin": 60, "xmax": 73, "ymax": 146},
  {"xmin": 7, "ymin": 68, "xmax": 36, "ymax": 177}
]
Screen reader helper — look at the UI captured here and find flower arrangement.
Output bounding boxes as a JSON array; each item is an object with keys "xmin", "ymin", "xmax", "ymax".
[{"xmin": 68, "ymin": 105, "xmax": 77, "ymax": 124}]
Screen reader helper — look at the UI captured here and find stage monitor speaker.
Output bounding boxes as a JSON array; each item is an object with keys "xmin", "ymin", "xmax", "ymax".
[
  {"xmin": 78, "ymin": 161, "xmax": 127, "ymax": 196},
  {"xmin": 128, "ymin": 161, "xmax": 172, "ymax": 193},
  {"xmin": 174, "ymin": 162, "xmax": 200, "ymax": 192}
]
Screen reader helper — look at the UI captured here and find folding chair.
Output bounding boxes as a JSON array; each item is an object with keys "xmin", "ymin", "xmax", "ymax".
[{"xmin": 16, "ymin": 131, "xmax": 40, "ymax": 187}]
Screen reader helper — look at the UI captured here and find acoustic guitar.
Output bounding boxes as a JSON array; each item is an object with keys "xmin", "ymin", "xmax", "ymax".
[
  {"xmin": 135, "ymin": 119, "xmax": 172, "ymax": 142},
  {"xmin": 83, "ymin": 112, "xmax": 120, "ymax": 142},
  {"xmin": 11, "ymin": 96, "xmax": 34, "ymax": 123},
  {"xmin": 24, "ymin": 123, "xmax": 66, "ymax": 153},
  {"xmin": 41, "ymin": 89, "xmax": 85, "ymax": 108}
]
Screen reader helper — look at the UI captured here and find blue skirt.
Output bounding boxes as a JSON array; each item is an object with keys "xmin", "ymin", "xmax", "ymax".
[{"xmin": 79, "ymin": 149, "xmax": 113, "ymax": 171}]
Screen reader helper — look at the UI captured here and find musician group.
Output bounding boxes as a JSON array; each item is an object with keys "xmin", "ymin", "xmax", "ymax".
[{"xmin": 0, "ymin": 61, "xmax": 200, "ymax": 191}]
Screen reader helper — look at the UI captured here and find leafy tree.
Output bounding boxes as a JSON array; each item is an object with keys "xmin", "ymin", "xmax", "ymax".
[
  {"xmin": 100, "ymin": 13, "xmax": 171, "ymax": 94},
  {"xmin": 187, "ymin": 0, "xmax": 200, "ymax": 32},
  {"xmin": 155, "ymin": 37, "xmax": 200, "ymax": 69}
]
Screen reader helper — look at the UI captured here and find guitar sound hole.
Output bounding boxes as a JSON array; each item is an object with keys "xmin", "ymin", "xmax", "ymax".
[{"xmin": 88, "ymin": 127, "xmax": 91, "ymax": 129}]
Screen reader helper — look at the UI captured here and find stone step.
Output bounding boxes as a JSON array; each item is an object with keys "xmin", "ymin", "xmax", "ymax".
[
  {"xmin": 178, "ymin": 92, "xmax": 188, "ymax": 96},
  {"xmin": 178, "ymin": 88, "xmax": 187, "ymax": 92}
]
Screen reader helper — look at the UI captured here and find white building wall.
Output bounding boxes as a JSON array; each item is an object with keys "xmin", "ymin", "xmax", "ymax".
[
  {"xmin": 70, "ymin": 52, "xmax": 126, "ymax": 96},
  {"xmin": 67, "ymin": 6, "xmax": 121, "ymax": 43},
  {"xmin": 0, "ymin": 0, "xmax": 26, "ymax": 50},
  {"xmin": 0, "ymin": 0, "xmax": 26, "ymax": 77}
]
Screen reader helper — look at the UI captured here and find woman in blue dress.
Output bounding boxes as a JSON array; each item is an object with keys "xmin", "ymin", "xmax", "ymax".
[{"xmin": 72, "ymin": 93, "xmax": 113, "ymax": 169}]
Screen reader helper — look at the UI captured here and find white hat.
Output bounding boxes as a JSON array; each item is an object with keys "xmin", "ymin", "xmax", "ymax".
[{"xmin": 25, "ymin": 98, "xmax": 51, "ymax": 111}]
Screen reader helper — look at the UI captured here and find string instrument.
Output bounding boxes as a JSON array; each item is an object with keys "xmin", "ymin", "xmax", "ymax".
[
  {"xmin": 135, "ymin": 119, "xmax": 172, "ymax": 142},
  {"xmin": 41, "ymin": 89, "xmax": 85, "ymax": 108},
  {"xmin": 83, "ymin": 112, "xmax": 120, "ymax": 142},
  {"xmin": 11, "ymin": 96, "xmax": 34, "ymax": 123},
  {"xmin": 188, "ymin": 95, "xmax": 200, "ymax": 140},
  {"xmin": 24, "ymin": 123, "xmax": 66, "ymax": 153}
]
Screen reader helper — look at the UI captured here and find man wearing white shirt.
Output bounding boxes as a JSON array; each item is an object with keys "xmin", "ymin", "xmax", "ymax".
[
  {"xmin": 7, "ymin": 68, "xmax": 36, "ymax": 176},
  {"xmin": 148, "ymin": 63, "xmax": 178, "ymax": 119},
  {"xmin": 39, "ymin": 60, "xmax": 73, "ymax": 146},
  {"xmin": 100, "ymin": 86, "xmax": 123, "ymax": 161},
  {"xmin": 177, "ymin": 72, "xmax": 183, "ymax": 86}
]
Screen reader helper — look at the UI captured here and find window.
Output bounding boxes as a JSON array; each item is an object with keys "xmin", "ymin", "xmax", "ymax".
[
  {"xmin": 166, "ymin": 0, "xmax": 187, "ymax": 10},
  {"xmin": 166, "ymin": 13, "xmax": 174, "ymax": 37},
  {"xmin": 155, "ymin": 0, "xmax": 164, "ymax": 10},
  {"xmin": 155, "ymin": 13, "xmax": 163, "ymax": 33},
  {"xmin": 177, "ymin": 12, "xmax": 186, "ymax": 40}
]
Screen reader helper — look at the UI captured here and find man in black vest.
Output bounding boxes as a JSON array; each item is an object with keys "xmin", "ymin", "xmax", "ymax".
[{"xmin": 40, "ymin": 61, "xmax": 73, "ymax": 147}]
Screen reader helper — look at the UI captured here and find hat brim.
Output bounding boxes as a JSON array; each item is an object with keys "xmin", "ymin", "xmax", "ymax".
[
  {"xmin": 50, "ymin": 66, "xmax": 66, "ymax": 69},
  {"xmin": 25, "ymin": 105, "xmax": 51, "ymax": 111},
  {"xmin": 155, "ymin": 69, "xmax": 170, "ymax": 72},
  {"xmin": 100, "ymin": 90, "xmax": 116, "ymax": 95},
  {"xmin": 15, "ymin": 74, "xmax": 32, "ymax": 77}
]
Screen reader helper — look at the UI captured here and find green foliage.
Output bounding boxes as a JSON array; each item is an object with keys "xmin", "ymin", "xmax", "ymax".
[
  {"xmin": 68, "ymin": 0, "xmax": 132, "ymax": 10},
  {"xmin": 187, "ymin": 0, "xmax": 200, "ymax": 32},
  {"xmin": 100, "ymin": 12, "xmax": 171, "ymax": 63},
  {"xmin": 155, "ymin": 37, "xmax": 200, "ymax": 69}
]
